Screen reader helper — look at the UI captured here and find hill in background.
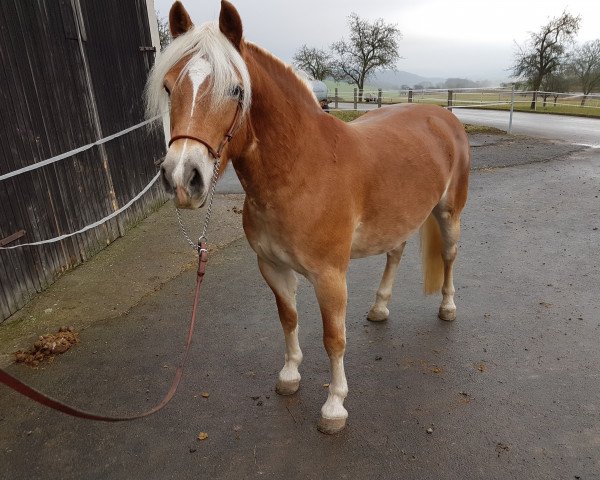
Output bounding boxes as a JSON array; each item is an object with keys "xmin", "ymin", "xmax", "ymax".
[
  {"xmin": 372, "ymin": 70, "xmax": 445, "ymax": 89},
  {"xmin": 325, "ymin": 70, "xmax": 493, "ymax": 93}
]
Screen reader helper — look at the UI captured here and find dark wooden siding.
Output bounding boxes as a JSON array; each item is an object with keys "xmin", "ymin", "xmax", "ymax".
[{"xmin": 0, "ymin": 0, "xmax": 166, "ymax": 322}]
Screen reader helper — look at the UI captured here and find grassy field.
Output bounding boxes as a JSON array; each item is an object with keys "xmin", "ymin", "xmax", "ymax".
[
  {"xmin": 325, "ymin": 86, "xmax": 600, "ymax": 119},
  {"xmin": 329, "ymin": 111, "xmax": 507, "ymax": 135},
  {"xmin": 329, "ymin": 110, "xmax": 365, "ymax": 122}
]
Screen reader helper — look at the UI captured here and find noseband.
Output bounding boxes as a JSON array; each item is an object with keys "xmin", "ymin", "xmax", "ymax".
[{"xmin": 167, "ymin": 96, "xmax": 244, "ymax": 160}]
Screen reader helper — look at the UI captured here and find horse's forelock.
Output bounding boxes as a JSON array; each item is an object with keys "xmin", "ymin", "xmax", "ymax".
[{"xmin": 144, "ymin": 22, "xmax": 251, "ymax": 120}]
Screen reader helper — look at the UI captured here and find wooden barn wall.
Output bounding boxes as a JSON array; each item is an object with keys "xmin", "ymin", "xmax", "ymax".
[{"xmin": 0, "ymin": 0, "xmax": 166, "ymax": 323}]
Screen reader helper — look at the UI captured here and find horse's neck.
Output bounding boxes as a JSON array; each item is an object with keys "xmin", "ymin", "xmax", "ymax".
[
  {"xmin": 232, "ymin": 45, "xmax": 324, "ymax": 194},
  {"xmin": 247, "ymin": 44, "xmax": 322, "ymax": 119}
]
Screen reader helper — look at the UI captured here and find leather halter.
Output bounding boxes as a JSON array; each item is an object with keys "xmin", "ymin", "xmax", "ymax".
[{"xmin": 168, "ymin": 97, "xmax": 244, "ymax": 159}]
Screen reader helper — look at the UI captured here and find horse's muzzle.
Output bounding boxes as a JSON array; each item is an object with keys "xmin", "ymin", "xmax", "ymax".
[{"xmin": 160, "ymin": 153, "xmax": 210, "ymax": 209}]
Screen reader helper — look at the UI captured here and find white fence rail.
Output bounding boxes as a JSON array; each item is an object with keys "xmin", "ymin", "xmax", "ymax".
[{"xmin": 329, "ymin": 87, "xmax": 600, "ymax": 112}]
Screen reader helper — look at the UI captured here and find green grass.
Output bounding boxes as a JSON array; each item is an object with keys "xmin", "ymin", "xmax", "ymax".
[
  {"xmin": 329, "ymin": 110, "xmax": 366, "ymax": 122},
  {"xmin": 463, "ymin": 124, "xmax": 506, "ymax": 134},
  {"xmin": 330, "ymin": 111, "xmax": 505, "ymax": 135},
  {"xmin": 325, "ymin": 87, "xmax": 600, "ymax": 119}
]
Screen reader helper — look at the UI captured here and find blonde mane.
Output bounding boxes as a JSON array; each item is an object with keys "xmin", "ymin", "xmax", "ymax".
[
  {"xmin": 244, "ymin": 42, "xmax": 322, "ymax": 108},
  {"xmin": 145, "ymin": 21, "xmax": 251, "ymax": 119}
]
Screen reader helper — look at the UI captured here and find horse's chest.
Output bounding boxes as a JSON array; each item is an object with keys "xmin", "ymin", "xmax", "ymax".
[
  {"xmin": 243, "ymin": 208, "xmax": 299, "ymax": 268},
  {"xmin": 252, "ymin": 232, "xmax": 294, "ymax": 266}
]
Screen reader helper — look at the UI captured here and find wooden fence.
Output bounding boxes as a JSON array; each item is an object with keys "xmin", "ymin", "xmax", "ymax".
[{"xmin": 0, "ymin": 0, "xmax": 167, "ymax": 322}]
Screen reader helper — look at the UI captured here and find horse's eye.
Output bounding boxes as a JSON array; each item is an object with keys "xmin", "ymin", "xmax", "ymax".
[
  {"xmin": 230, "ymin": 85, "xmax": 243, "ymax": 99},
  {"xmin": 164, "ymin": 86, "xmax": 171, "ymax": 96}
]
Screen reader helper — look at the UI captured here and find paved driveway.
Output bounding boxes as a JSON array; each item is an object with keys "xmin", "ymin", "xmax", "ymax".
[
  {"xmin": 1, "ymin": 135, "xmax": 599, "ymax": 479},
  {"xmin": 453, "ymin": 108, "xmax": 600, "ymax": 147}
]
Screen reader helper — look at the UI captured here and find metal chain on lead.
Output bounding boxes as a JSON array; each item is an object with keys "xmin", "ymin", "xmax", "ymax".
[
  {"xmin": 175, "ymin": 207, "xmax": 197, "ymax": 250},
  {"xmin": 199, "ymin": 159, "xmax": 221, "ymax": 242},
  {"xmin": 175, "ymin": 159, "xmax": 221, "ymax": 254}
]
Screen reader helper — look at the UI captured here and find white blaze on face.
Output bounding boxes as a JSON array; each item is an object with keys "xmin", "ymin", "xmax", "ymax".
[
  {"xmin": 187, "ymin": 57, "xmax": 212, "ymax": 116},
  {"xmin": 171, "ymin": 57, "xmax": 213, "ymax": 189}
]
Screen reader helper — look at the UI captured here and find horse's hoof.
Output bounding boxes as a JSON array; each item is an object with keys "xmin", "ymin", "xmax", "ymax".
[
  {"xmin": 438, "ymin": 306, "xmax": 456, "ymax": 322},
  {"xmin": 276, "ymin": 378, "xmax": 300, "ymax": 396},
  {"xmin": 317, "ymin": 416, "xmax": 347, "ymax": 435},
  {"xmin": 367, "ymin": 305, "xmax": 389, "ymax": 322}
]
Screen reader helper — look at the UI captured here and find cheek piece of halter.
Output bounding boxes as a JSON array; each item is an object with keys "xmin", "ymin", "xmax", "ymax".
[{"xmin": 167, "ymin": 89, "xmax": 245, "ymax": 160}]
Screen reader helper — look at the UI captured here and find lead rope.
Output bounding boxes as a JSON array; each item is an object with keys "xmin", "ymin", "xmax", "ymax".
[
  {"xmin": 0, "ymin": 168, "xmax": 222, "ymax": 422},
  {"xmin": 0, "ymin": 237, "xmax": 209, "ymax": 422}
]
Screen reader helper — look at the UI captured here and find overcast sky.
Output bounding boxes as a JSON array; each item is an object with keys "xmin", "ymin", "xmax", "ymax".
[{"xmin": 153, "ymin": 0, "xmax": 599, "ymax": 83}]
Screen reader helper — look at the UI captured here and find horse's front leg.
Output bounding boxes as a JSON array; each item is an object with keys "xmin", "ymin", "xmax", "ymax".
[
  {"xmin": 257, "ymin": 257, "xmax": 303, "ymax": 395},
  {"xmin": 312, "ymin": 270, "xmax": 349, "ymax": 434}
]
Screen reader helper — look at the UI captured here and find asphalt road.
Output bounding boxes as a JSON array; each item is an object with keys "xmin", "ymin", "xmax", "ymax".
[
  {"xmin": 1, "ymin": 134, "xmax": 599, "ymax": 479},
  {"xmin": 453, "ymin": 108, "xmax": 600, "ymax": 147}
]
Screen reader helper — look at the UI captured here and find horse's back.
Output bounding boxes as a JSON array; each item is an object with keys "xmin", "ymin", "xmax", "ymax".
[
  {"xmin": 350, "ymin": 104, "xmax": 467, "ymax": 155},
  {"xmin": 347, "ymin": 103, "xmax": 469, "ymax": 193}
]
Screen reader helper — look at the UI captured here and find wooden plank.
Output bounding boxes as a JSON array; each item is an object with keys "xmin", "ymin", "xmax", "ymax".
[
  {"xmin": 38, "ymin": 5, "xmax": 97, "ymax": 262},
  {"xmin": 0, "ymin": 1, "xmax": 52, "ymax": 305},
  {"xmin": 0, "ymin": 230, "xmax": 26, "ymax": 247},
  {"xmin": 20, "ymin": 0, "xmax": 89, "ymax": 268}
]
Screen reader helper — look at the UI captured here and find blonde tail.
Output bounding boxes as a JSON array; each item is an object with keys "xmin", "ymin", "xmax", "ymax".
[{"xmin": 420, "ymin": 214, "xmax": 444, "ymax": 294}]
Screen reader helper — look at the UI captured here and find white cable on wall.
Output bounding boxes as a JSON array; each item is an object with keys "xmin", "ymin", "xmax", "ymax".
[
  {"xmin": 0, "ymin": 115, "xmax": 161, "ymax": 182},
  {"xmin": 0, "ymin": 172, "xmax": 161, "ymax": 250}
]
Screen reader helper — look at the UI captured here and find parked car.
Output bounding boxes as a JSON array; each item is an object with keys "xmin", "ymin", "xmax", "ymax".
[{"xmin": 296, "ymin": 69, "xmax": 329, "ymax": 102}]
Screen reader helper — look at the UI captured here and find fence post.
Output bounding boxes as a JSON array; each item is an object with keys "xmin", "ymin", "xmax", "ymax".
[
  {"xmin": 334, "ymin": 87, "xmax": 338, "ymax": 109},
  {"xmin": 408, "ymin": 89, "xmax": 413, "ymax": 103},
  {"xmin": 508, "ymin": 84, "xmax": 515, "ymax": 134},
  {"xmin": 353, "ymin": 88, "xmax": 357, "ymax": 110},
  {"xmin": 377, "ymin": 89, "xmax": 382, "ymax": 108},
  {"xmin": 447, "ymin": 90, "xmax": 453, "ymax": 111}
]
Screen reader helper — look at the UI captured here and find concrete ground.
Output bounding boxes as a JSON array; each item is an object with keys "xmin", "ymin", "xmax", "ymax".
[{"xmin": 0, "ymin": 133, "xmax": 599, "ymax": 480}]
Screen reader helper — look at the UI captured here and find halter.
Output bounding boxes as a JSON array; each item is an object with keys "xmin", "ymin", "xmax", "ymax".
[
  {"xmin": 167, "ymin": 90, "xmax": 246, "ymax": 251},
  {"xmin": 167, "ymin": 94, "xmax": 245, "ymax": 160}
]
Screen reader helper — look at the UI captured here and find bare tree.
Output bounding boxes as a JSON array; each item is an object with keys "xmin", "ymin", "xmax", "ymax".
[
  {"xmin": 567, "ymin": 39, "xmax": 600, "ymax": 106},
  {"xmin": 293, "ymin": 45, "xmax": 333, "ymax": 81},
  {"xmin": 511, "ymin": 11, "xmax": 580, "ymax": 109},
  {"xmin": 157, "ymin": 12, "xmax": 171, "ymax": 50},
  {"xmin": 331, "ymin": 13, "xmax": 401, "ymax": 102},
  {"xmin": 541, "ymin": 69, "xmax": 571, "ymax": 106}
]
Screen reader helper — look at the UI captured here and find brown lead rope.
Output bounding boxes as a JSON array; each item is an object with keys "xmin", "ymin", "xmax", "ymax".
[{"xmin": 0, "ymin": 242, "xmax": 208, "ymax": 422}]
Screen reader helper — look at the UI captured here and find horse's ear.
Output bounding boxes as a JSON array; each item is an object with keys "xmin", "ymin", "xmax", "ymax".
[
  {"xmin": 169, "ymin": 1, "xmax": 193, "ymax": 38},
  {"xmin": 219, "ymin": 1, "xmax": 243, "ymax": 50}
]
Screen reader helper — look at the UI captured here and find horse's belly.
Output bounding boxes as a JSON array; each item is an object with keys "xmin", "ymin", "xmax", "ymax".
[{"xmin": 350, "ymin": 221, "xmax": 418, "ymax": 259}]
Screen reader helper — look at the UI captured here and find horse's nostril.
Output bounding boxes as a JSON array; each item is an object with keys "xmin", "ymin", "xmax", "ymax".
[
  {"xmin": 189, "ymin": 168, "xmax": 203, "ymax": 192},
  {"xmin": 160, "ymin": 166, "xmax": 174, "ymax": 193}
]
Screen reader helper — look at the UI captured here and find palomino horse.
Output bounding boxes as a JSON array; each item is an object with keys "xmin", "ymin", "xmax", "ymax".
[{"xmin": 146, "ymin": 1, "xmax": 470, "ymax": 434}]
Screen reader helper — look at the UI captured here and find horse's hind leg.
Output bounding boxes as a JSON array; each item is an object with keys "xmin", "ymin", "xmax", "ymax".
[
  {"xmin": 258, "ymin": 257, "xmax": 303, "ymax": 395},
  {"xmin": 432, "ymin": 208, "xmax": 461, "ymax": 321},
  {"xmin": 367, "ymin": 243, "xmax": 406, "ymax": 322}
]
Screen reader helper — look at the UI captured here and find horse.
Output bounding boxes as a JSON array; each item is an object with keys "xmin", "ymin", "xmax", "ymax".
[{"xmin": 146, "ymin": 1, "xmax": 470, "ymax": 434}]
